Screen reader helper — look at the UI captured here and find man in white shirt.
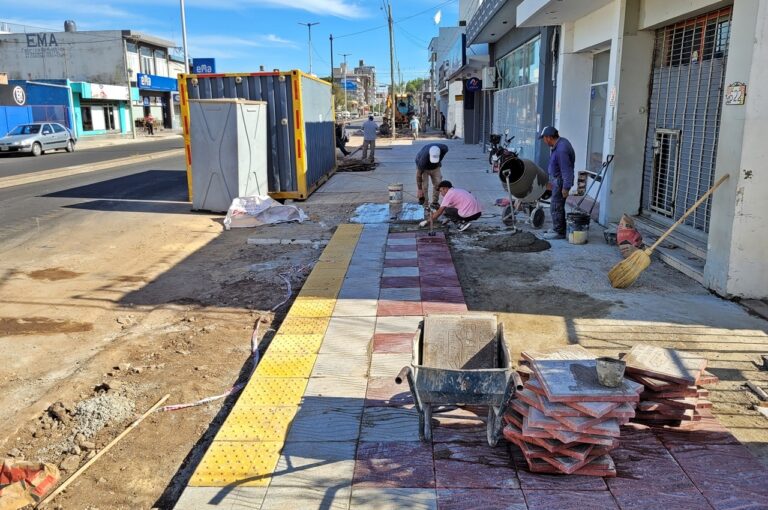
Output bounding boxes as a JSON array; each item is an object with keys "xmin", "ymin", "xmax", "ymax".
[{"xmin": 361, "ymin": 115, "xmax": 378, "ymax": 163}]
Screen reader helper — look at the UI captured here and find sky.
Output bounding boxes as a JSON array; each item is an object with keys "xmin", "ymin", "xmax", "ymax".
[{"xmin": 0, "ymin": 0, "xmax": 459, "ymax": 85}]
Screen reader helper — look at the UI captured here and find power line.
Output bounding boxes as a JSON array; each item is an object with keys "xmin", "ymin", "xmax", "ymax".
[{"xmin": 335, "ymin": 0, "xmax": 457, "ymax": 39}]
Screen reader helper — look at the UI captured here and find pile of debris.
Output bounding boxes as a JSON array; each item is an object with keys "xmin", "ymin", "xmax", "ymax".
[
  {"xmin": 623, "ymin": 344, "xmax": 718, "ymax": 425},
  {"xmin": 336, "ymin": 156, "xmax": 377, "ymax": 172},
  {"xmin": 504, "ymin": 347, "xmax": 640, "ymax": 476}
]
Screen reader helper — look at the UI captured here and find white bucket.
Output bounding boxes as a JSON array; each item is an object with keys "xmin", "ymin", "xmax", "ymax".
[{"xmin": 388, "ymin": 183, "xmax": 403, "ymax": 204}]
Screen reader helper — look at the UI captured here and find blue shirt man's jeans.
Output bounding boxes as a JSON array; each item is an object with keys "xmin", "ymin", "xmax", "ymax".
[{"xmin": 547, "ymin": 137, "xmax": 575, "ymax": 235}]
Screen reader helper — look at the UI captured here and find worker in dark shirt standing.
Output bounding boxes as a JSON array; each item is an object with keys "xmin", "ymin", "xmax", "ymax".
[
  {"xmin": 539, "ymin": 126, "xmax": 575, "ymax": 240},
  {"xmin": 415, "ymin": 143, "xmax": 449, "ymax": 209}
]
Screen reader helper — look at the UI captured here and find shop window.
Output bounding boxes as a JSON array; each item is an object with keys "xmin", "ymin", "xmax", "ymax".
[
  {"xmin": 496, "ymin": 36, "xmax": 540, "ymax": 90},
  {"xmin": 81, "ymin": 106, "xmax": 93, "ymax": 131}
]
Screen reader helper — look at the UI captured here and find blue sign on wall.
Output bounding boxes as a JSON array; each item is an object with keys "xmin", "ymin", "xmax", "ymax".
[
  {"xmin": 465, "ymin": 77, "xmax": 482, "ymax": 92},
  {"xmin": 137, "ymin": 73, "xmax": 178, "ymax": 92},
  {"xmin": 192, "ymin": 58, "xmax": 216, "ymax": 74},
  {"xmin": 342, "ymin": 80, "xmax": 358, "ymax": 91}
]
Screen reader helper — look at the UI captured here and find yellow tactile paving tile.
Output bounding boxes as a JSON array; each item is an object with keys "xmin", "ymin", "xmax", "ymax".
[
  {"xmin": 284, "ymin": 297, "xmax": 336, "ymax": 318},
  {"xmin": 237, "ymin": 377, "xmax": 307, "ymax": 407},
  {"xmin": 266, "ymin": 333, "xmax": 325, "ymax": 354},
  {"xmin": 215, "ymin": 405, "xmax": 297, "ymax": 442},
  {"xmin": 254, "ymin": 352, "xmax": 316, "ymax": 378},
  {"xmin": 333, "ymin": 224, "xmax": 363, "ymax": 235},
  {"xmin": 297, "ymin": 286, "xmax": 339, "ymax": 298},
  {"xmin": 188, "ymin": 440, "xmax": 283, "ymax": 487},
  {"xmin": 277, "ymin": 316, "xmax": 330, "ymax": 335}
]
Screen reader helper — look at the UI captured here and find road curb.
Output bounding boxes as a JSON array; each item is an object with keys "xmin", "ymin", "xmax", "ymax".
[{"xmin": 0, "ymin": 148, "xmax": 184, "ymax": 190}]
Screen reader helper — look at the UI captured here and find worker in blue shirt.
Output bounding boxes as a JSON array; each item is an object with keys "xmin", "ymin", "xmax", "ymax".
[{"xmin": 539, "ymin": 126, "xmax": 575, "ymax": 240}]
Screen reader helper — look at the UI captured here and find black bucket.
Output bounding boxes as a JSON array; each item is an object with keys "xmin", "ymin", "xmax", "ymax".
[{"xmin": 566, "ymin": 211, "xmax": 591, "ymax": 245}]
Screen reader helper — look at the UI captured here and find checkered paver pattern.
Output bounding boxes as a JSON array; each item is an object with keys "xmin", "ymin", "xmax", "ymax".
[{"xmin": 176, "ymin": 225, "xmax": 768, "ymax": 510}]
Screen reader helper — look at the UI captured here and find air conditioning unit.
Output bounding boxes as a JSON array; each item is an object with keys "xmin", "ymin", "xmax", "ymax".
[{"xmin": 482, "ymin": 67, "xmax": 497, "ymax": 90}]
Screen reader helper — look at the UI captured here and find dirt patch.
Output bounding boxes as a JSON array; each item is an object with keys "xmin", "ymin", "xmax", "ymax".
[
  {"xmin": 26, "ymin": 267, "xmax": 82, "ymax": 281},
  {"xmin": 476, "ymin": 231, "xmax": 551, "ymax": 253},
  {"xmin": 115, "ymin": 275, "xmax": 149, "ymax": 283},
  {"xmin": 0, "ymin": 317, "xmax": 93, "ymax": 336}
]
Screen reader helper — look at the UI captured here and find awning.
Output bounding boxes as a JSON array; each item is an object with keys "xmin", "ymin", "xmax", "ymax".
[{"xmin": 516, "ymin": 0, "xmax": 613, "ymax": 27}]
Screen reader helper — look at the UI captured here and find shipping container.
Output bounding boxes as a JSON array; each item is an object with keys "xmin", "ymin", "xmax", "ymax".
[{"xmin": 179, "ymin": 70, "xmax": 336, "ymax": 201}]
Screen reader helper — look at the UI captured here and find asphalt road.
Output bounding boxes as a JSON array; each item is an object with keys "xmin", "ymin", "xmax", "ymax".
[
  {"xmin": 0, "ymin": 152, "xmax": 188, "ymax": 247},
  {"xmin": 0, "ymin": 137, "xmax": 184, "ymax": 179}
]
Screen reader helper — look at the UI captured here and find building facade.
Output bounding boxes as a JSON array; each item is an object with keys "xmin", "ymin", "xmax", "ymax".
[{"xmin": 0, "ymin": 23, "xmax": 182, "ymax": 137}]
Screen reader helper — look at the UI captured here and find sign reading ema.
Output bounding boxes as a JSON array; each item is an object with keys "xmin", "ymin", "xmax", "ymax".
[
  {"xmin": 23, "ymin": 33, "xmax": 65, "ymax": 59},
  {"xmin": 192, "ymin": 58, "xmax": 216, "ymax": 74},
  {"xmin": 137, "ymin": 73, "xmax": 178, "ymax": 92}
]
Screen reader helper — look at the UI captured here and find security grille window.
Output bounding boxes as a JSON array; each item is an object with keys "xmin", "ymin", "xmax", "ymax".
[
  {"xmin": 642, "ymin": 7, "xmax": 731, "ymax": 235},
  {"xmin": 493, "ymin": 36, "xmax": 541, "ymax": 160}
]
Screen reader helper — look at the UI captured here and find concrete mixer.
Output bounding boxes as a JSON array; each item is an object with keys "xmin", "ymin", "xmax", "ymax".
[{"xmin": 497, "ymin": 155, "xmax": 550, "ymax": 231}]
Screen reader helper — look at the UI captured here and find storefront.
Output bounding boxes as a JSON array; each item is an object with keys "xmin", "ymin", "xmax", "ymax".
[
  {"xmin": 136, "ymin": 73, "xmax": 177, "ymax": 129},
  {"xmin": 69, "ymin": 82, "xmax": 130, "ymax": 137}
]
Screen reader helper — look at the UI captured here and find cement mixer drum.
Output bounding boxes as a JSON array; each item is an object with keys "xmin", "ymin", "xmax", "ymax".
[{"xmin": 499, "ymin": 157, "xmax": 549, "ymax": 203}]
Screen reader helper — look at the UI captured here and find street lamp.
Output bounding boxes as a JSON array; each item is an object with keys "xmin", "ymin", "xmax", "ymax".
[
  {"xmin": 298, "ymin": 22, "xmax": 319, "ymax": 74},
  {"xmin": 180, "ymin": 0, "xmax": 190, "ymax": 74}
]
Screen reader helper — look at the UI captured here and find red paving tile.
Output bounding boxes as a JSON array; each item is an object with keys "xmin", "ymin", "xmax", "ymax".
[
  {"xmin": 390, "ymin": 232, "xmax": 417, "ymax": 238},
  {"xmin": 433, "ymin": 442, "xmax": 518, "ymax": 489},
  {"xmin": 609, "ymin": 487, "xmax": 714, "ymax": 510},
  {"xmin": 353, "ymin": 441, "xmax": 435, "ymax": 488},
  {"xmin": 384, "ymin": 258, "xmax": 420, "ymax": 267},
  {"xmin": 666, "ymin": 443, "xmax": 768, "ymax": 509},
  {"xmin": 366, "ymin": 376, "xmax": 413, "ymax": 406},
  {"xmin": 422, "ymin": 302, "xmax": 469, "ymax": 314},
  {"xmin": 381, "ymin": 276, "xmax": 422, "ymax": 288},
  {"xmin": 436, "ymin": 489, "xmax": 527, "ymax": 510},
  {"xmin": 387, "ymin": 245, "xmax": 420, "ymax": 252},
  {"xmin": 509, "ymin": 448, "xmax": 608, "ymax": 491},
  {"xmin": 419, "ymin": 267, "xmax": 460, "ymax": 278},
  {"xmin": 377, "ymin": 300, "xmax": 424, "ymax": 316},
  {"xmin": 524, "ymin": 490, "xmax": 620, "ymax": 510},
  {"xmin": 432, "ymin": 408, "xmax": 488, "ymax": 443},
  {"xmin": 421, "ymin": 286, "xmax": 465, "ymax": 303},
  {"xmin": 373, "ymin": 333, "xmax": 413, "ymax": 353},
  {"xmin": 421, "ymin": 274, "xmax": 461, "ymax": 287},
  {"xmin": 417, "ymin": 231, "xmax": 445, "ymax": 239}
]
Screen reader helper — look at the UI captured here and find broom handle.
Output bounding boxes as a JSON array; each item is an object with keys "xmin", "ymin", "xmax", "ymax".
[{"xmin": 648, "ymin": 174, "xmax": 729, "ymax": 252}]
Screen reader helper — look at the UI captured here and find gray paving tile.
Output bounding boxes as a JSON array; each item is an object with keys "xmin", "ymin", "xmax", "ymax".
[
  {"xmin": 345, "ymin": 267, "xmax": 382, "ymax": 279},
  {"xmin": 383, "ymin": 266, "xmax": 420, "ymax": 277},
  {"xmin": 174, "ymin": 487, "xmax": 266, "ymax": 510},
  {"xmin": 360, "ymin": 406, "xmax": 421, "ymax": 442},
  {"xmin": 375, "ymin": 316, "xmax": 424, "ymax": 335},
  {"xmin": 350, "ymin": 488, "xmax": 437, "ymax": 510},
  {"xmin": 271, "ymin": 441, "xmax": 356, "ymax": 488},
  {"xmin": 387, "ymin": 238, "xmax": 417, "ymax": 246},
  {"xmin": 333, "ymin": 298, "xmax": 378, "ymax": 317},
  {"xmin": 261, "ymin": 486, "xmax": 351, "ymax": 510},
  {"xmin": 304, "ymin": 376, "xmax": 368, "ymax": 399},
  {"xmin": 320, "ymin": 317, "xmax": 375, "ymax": 355},
  {"xmin": 343, "ymin": 277, "xmax": 381, "ymax": 290},
  {"xmin": 384, "ymin": 251, "xmax": 418, "ymax": 260},
  {"xmin": 287, "ymin": 400, "xmax": 363, "ymax": 442},
  {"xmin": 378, "ymin": 287, "xmax": 421, "ymax": 301},
  {"xmin": 369, "ymin": 353, "xmax": 412, "ymax": 378},
  {"xmin": 311, "ymin": 353, "xmax": 369, "ymax": 377},
  {"xmin": 338, "ymin": 286, "xmax": 380, "ymax": 300}
]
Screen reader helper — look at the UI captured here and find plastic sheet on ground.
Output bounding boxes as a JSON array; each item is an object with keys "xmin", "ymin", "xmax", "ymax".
[
  {"xmin": 0, "ymin": 459, "xmax": 60, "ymax": 510},
  {"xmin": 223, "ymin": 195, "xmax": 308, "ymax": 230},
  {"xmin": 350, "ymin": 203, "xmax": 424, "ymax": 224}
]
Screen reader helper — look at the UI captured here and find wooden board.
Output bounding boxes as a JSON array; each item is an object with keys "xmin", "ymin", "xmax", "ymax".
[
  {"xmin": 531, "ymin": 359, "xmax": 643, "ymax": 403},
  {"xmin": 623, "ymin": 345, "xmax": 707, "ymax": 385},
  {"xmin": 422, "ymin": 313, "xmax": 497, "ymax": 369}
]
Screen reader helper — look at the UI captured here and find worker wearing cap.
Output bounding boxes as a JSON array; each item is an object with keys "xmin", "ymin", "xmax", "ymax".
[
  {"xmin": 415, "ymin": 143, "xmax": 449, "ymax": 209},
  {"xmin": 539, "ymin": 126, "xmax": 575, "ymax": 240},
  {"xmin": 420, "ymin": 180, "xmax": 482, "ymax": 232},
  {"xmin": 362, "ymin": 115, "xmax": 378, "ymax": 163}
]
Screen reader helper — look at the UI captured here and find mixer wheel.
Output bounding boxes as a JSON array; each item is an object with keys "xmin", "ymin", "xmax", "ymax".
[
  {"xmin": 502, "ymin": 205, "xmax": 516, "ymax": 227},
  {"xmin": 531, "ymin": 206, "xmax": 545, "ymax": 229}
]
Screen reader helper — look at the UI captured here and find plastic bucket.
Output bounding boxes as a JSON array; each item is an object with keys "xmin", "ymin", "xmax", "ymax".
[
  {"xmin": 388, "ymin": 183, "xmax": 403, "ymax": 204},
  {"xmin": 566, "ymin": 211, "xmax": 590, "ymax": 245}
]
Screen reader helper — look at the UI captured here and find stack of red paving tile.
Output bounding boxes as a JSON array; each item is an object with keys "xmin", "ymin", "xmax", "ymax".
[
  {"xmin": 503, "ymin": 355, "xmax": 642, "ymax": 477},
  {"xmin": 622, "ymin": 344, "xmax": 719, "ymax": 426}
]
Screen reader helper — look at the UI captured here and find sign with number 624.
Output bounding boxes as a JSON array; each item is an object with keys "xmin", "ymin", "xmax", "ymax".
[{"xmin": 725, "ymin": 82, "xmax": 746, "ymax": 105}]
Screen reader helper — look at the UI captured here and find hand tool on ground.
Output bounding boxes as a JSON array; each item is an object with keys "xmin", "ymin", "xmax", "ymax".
[
  {"xmin": 609, "ymin": 174, "xmax": 729, "ymax": 288},
  {"xmin": 37, "ymin": 394, "xmax": 170, "ymax": 508},
  {"xmin": 574, "ymin": 154, "xmax": 614, "ymax": 217}
]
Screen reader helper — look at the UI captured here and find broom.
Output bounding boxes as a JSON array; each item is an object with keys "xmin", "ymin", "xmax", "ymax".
[{"xmin": 608, "ymin": 173, "xmax": 729, "ymax": 288}]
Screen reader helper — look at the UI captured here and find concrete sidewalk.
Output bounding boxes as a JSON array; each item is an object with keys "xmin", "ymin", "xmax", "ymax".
[
  {"xmin": 174, "ymin": 135, "xmax": 768, "ymax": 509},
  {"xmin": 75, "ymin": 130, "xmax": 182, "ymax": 150}
]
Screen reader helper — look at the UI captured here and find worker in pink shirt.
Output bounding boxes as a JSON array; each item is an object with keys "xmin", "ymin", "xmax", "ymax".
[{"xmin": 420, "ymin": 180, "xmax": 482, "ymax": 232}]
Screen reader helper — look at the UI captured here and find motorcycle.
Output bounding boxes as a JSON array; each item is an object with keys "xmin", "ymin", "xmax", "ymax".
[{"xmin": 488, "ymin": 131, "xmax": 517, "ymax": 174}]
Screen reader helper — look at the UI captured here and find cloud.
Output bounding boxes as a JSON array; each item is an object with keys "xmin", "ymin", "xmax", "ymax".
[
  {"xmin": 188, "ymin": 34, "xmax": 297, "ymax": 60},
  {"xmin": 258, "ymin": 0, "xmax": 369, "ymax": 19}
]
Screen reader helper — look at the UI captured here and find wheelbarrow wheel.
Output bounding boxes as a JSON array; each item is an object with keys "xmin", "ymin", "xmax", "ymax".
[
  {"xmin": 419, "ymin": 404, "xmax": 433, "ymax": 442},
  {"xmin": 486, "ymin": 406, "xmax": 503, "ymax": 447}
]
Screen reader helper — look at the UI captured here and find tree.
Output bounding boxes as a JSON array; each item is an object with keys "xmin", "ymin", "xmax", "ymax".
[{"xmin": 405, "ymin": 78, "xmax": 426, "ymax": 94}]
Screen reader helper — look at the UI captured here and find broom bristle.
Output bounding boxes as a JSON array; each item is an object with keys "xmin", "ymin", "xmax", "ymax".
[{"xmin": 608, "ymin": 249, "xmax": 651, "ymax": 288}]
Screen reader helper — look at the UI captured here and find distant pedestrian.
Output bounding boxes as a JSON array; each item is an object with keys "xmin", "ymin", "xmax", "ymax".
[
  {"xmin": 409, "ymin": 116, "xmax": 420, "ymax": 140},
  {"xmin": 440, "ymin": 112, "xmax": 446, "ymax": 135},
  {"xmin": 144, "ymin": 114, "xmax": 155, "ymax": 135},
  {"xmin": 335, "ymin": 122, "xmax": 350, "ymax": 156},
  {"xmin": 414, "ymin": 143, "xmax": 448, "ymax": 209},
  {"xmin": 538, "ymin": 126, "xmax": 575, "ymax": 240},
  {"xmin": 420, "ymin": 180, "xmax": 482, "ymax": 232},
  {"xmin": 362, "ymin": 115, "xmax": 377, "ymax": 163}
]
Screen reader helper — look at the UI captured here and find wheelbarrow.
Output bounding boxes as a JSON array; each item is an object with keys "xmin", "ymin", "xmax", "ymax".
[{"xmin": 395, "ymin": 313, "xmax": 523, "ymax": 446}]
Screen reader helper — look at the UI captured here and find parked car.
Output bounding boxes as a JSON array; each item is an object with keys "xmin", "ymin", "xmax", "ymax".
[{"xmin": 0, "ymin": 122, "xmax": 76, "ymax": 157}]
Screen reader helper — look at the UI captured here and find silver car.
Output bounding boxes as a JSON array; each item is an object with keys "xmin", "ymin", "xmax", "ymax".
[{"xmin": 0, "ymin": 122, "xmax": 76, "ymax": 157}]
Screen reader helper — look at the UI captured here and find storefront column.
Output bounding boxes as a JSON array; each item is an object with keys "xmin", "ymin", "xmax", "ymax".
[
  {"xmin": 601, "ymin": 0, "xmax": 654, "ymax": 225},
  {"xmin": 705, "ymin": 0, "xmax": 767, "ymax": 297}
]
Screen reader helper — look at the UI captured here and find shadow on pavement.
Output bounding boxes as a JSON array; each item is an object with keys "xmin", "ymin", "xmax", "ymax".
[{"xmin": 42, "ymin": 169, "xmax": 188, "ymax": 202}]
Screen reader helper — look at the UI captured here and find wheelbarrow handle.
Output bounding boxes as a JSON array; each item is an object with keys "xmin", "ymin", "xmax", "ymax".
[
  {"xmin": 395, "ymin": 366, "xmax": 410, "ymax": 385},
  {"xmin": 511, "ymin": 371, "xmax": 524, "ymax": 392}
]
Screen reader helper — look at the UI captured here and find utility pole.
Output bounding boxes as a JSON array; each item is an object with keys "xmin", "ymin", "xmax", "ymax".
[
  {"xmin": 329, "ymin": 34, "xmax": 335, "ymax": 110},
  {"xmin": 340, "ymin": 53, "xmax": 351, "ymax": 114},
  {"xmin": 387, "ymin": 1, "xmax": 396, "ymax": 141},
  {"xmin": 298, "ymin": 22, "xmax": 319, "ymax": 74},
  {"xmin": 180, "ymin": 0, "xmax": 190, "ymax": 73}
]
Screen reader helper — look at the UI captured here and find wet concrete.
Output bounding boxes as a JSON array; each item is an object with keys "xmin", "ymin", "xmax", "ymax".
[{"xmin": 26, "ymin": 268, "xmax": 82, "ymax": 281}]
